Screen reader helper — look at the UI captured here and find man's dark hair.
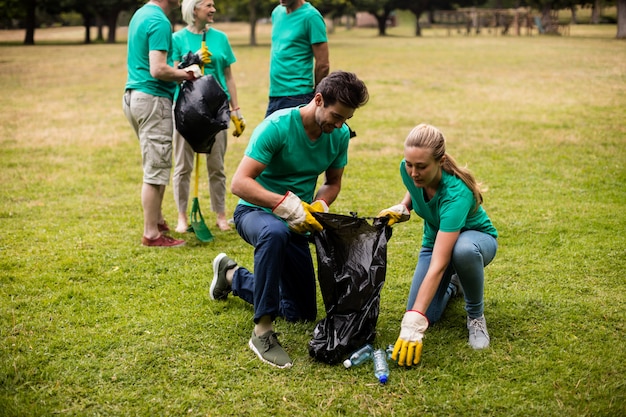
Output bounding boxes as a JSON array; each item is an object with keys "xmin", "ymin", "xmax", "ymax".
[{"xmin": 317, "ymin": 71, "xmax": 369, "ymax": 110}]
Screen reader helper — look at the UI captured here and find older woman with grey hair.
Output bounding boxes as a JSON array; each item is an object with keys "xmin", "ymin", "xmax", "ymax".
[{"xmin": 172, "ymin": 0, "xmax": 244, "ymax": 233}]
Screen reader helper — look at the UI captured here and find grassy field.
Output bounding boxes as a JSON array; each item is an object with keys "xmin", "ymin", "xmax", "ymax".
[{"xmin": 1, "ymin": 18, "xmax": 625, "ymax": 416}]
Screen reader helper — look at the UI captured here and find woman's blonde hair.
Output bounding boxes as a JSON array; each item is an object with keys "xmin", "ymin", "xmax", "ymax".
[
  {"xmin": 405, "ymin": 123, "xmax": 484, "ymax": 211},
  {"xmin": 181, "ymin": 0, "xmax": 205, "ymax": 26}
]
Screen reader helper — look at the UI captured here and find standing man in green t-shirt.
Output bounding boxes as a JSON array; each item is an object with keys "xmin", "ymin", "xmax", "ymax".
[
  {"xmin": 265, "ymin": 0, "xmax": 330, "ymax": 117},
  {"xmin": 209, "ymin": 71, "xmax": 369, "ymax": 368},
  {"xmin": 123, "ymin": 0, "xmax": 201, "ymax": 247}
]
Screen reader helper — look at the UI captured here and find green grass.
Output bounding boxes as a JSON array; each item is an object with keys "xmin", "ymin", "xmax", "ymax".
[{"xmin": 1, "ymin": 20, "xmax": 625, "ymax": 416}]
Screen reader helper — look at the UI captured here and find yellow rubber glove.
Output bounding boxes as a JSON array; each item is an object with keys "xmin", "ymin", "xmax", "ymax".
[
  {"xmin": 195, "ymin": 44, "xmax": 211, "ymax": 66},
  {"xmin": 391, "ymin": 310, "xmax": 429, "ymax": 366},
  {"xmin": 309, "ymin": 199, "xmax": 329, "ymax": 213},
  {"xmin": 230, "ymin": 109, "xmax": 246, "ymax": 137},
  {"xmin": 291, "ymin": 202, "xmax": 324, "ymax": 234},
  {"xmin": 377, "ymin": 204, "xmax": 410, "ymax": 226}
]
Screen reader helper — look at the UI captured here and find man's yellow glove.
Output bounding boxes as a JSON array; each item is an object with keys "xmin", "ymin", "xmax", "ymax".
[
  {"xmin": 290, "ymin": 202, "xmax": 323, "ymax": 234},
  {"xmin": 231, "ymin": 109, "xmax": 246, "ymax": 137},
  {"xmin": 377, "ymin": 204, "xmax": 410, "ymax": 226},
  {"xmin": 272, "ymin": 192, "xmax": 322, "ymax": 234},
  {"xmin": 309, "ymin": 199, "xmax": 329, "ymax": 213},
  {"xmin": 391, "ymin": 310, "xmax": 429, "ymax": 366}
]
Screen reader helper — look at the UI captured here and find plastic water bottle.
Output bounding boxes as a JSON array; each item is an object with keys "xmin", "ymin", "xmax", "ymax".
[
  {"xmin": 372, "ymin": 349, "xmax": 390, "ymax": 384},
  {"xmin": 386, "ymin": 344, "xmax": 394, "ymax": 360},
  {"xmin": 343, "ymin": 344, "xmax": 373, "ymax": 368}
]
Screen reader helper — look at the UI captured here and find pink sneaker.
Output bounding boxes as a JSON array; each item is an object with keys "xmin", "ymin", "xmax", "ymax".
[{"xmin": 142, "ymin": 234, "xmax": 185, "ymax": 247}]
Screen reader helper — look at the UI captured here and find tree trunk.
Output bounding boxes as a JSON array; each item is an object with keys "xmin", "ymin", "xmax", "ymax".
[
  {"xmin": 106, "ymin": 10, "xmax": 119, "ymax": 43},
  {"xmin": 618, "ymin": 0, "xmax": 626, "ymax": 38},
  {"xmin": 82, "ymin": 12, "xmax": 92, "ymax": 44},
  {"xmin": 248, "ymin": 0, "xmax": 257, "ymax": 46},
  {"xmin": 24, "ymin": 0, "xmax": 36, "ymax": 45},
  {"xmin": 84, "ymin": 23, "xmax": 91, "ymax": 44},
  {"xmin": 376, "ymin": 14, "xmax": 387, "ymax": 36},
  {"xmin": 407, "ymin": 1, "xmax": 429, "ymax": 37},
  {"xmin": 591, "ymin": 0, "xmax": 602, "ymax": 24},
  {"xmin": 97, "ymin": 15, "xmax": 104, "ymax": 42},
  {"xmin": 570, "ymin": 6, "xmax": 577, "ymax": 24}
]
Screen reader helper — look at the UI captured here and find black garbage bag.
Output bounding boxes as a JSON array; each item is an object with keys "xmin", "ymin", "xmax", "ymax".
[
  {"xmin": 308, "ymin": 213, "xmax": 392, "ymax": 365},
  {"xmin": 174, "ymin": 53, "xmax": 229, "ymax": 154}
]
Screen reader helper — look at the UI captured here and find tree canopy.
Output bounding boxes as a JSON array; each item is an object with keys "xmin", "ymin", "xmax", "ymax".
[{"xmin": 2, "ymin": 0, "xmax": 624, "ymax": 44}]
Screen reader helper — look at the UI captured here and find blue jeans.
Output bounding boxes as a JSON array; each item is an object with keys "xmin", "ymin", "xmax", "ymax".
[
  {"xmin": 406, "ymin": 230, "xmax": 498, "ymax": 323},
  {"xmin": 265, "ymin": 93, "xmax": 314, "ymax": 118},
  {"xmin": 232, "ymin": 204, "xmax": 317, "ymax": 323}
]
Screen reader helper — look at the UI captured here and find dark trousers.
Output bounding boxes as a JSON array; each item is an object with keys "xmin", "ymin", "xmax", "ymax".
[
  {"xmin": 265, "ymin": 93, "xmax": 314, "ymax": 118},
  {"xmin": 232, "ymin": 204, "xmax": 317, "ymax": 323}
]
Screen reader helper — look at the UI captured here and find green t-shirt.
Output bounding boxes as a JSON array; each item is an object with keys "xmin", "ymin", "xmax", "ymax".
[
  {"xmin": 172, "ymin": 27, "xmax": 236, "ymax": 101},
  {"xmin": 400, "ymin": 163, "xmax": 498, "ymax": 248},
  {"xmin": 239, "ymin": 107, "xmax": 350, "ymax": 209},
  {"xmin": 125, "ymin": 4, "xmax": 176, "ymax": 99},
  {"xmin": 269, "ymin": 3, "xmax": 327, "ymax": 97}
]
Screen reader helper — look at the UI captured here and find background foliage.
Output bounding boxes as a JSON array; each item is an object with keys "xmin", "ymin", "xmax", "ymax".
[{"xmin": 1, "ymin": 0, "xmax": 624, "ymax": 42}]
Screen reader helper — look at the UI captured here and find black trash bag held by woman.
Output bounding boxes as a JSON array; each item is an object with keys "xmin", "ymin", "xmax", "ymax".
[
  {"xmin": 308, "ymin": 213, "xmax": 392, "ymax": 365},
  {"xmin": 174, "ymin": 52, "xmax": 230, "ymax": 154}
]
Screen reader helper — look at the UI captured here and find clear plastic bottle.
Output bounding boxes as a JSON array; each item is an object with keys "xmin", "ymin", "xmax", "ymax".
[
  {"xmin": 385, "ymin": 344, "xmax": 394, "ymax": 360},
  {"xmin": 372, "ymin": 349, "xmax": 389, "ymax": 384},
  {"xmin": 343, "ymin": 344, "xmax": 373, "ymax": 368}
]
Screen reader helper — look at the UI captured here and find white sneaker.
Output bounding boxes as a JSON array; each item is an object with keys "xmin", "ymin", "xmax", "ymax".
[{"xmin": 467, "ymin": 315, "xmax": 490, "ymax": 349}]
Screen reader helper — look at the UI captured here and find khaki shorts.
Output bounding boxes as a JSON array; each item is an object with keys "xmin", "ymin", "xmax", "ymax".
[{"xmin": 123, "ymin": 89, "xmax": 173, "ymax": 185}]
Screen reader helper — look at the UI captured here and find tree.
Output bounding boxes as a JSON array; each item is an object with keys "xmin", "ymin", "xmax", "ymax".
[
  {"xmin": 62, "ymin": 0, "xmax": 96, "ymax": 43},
  {"xmin": 0, "ymin": 0, "xmax": 25, "ymax": 29},
  {"xmin": 97, "ymin": 0, "xmax": 136, "ymax": 43},
  {"xmin": 24, "ymin": 0, "xmax": 36, "ymax": 45},
  {"xmin": 618, "ymin": 0, "xmax": 626, "ymax": 38},
  {"xmin": 395, "ymin": 0, "xmax": 431, "ymax": 36},
  {"xmin": 351, "ymin": 0, "xmax": 398, "ymax": 35},
  {"xmin": 229, "ymin": 0, "xmax": 274, "ymax": 46},
  {"xmin": 591, "ymin": 0, "xmax": 603, "ymax": 23},
  {"xmin": 78, "ymin": 0, "xmax": 143, "ymax": 44}
]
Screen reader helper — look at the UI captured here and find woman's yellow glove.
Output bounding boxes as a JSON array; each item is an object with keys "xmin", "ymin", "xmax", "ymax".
[
  {"xmin": 231, "ymin": 109, "xmax": 246, "ymax": 137},
  {"xmin": 377, "ymin": 204, "xmax": 410, "ymax": 226},
  {"xmin": 195, "ymin": 44, "xmax": 212, "ymax": 65},
  {"xmin": 391, "ymin": 310, "xmax": 428, "ymax": 366}
]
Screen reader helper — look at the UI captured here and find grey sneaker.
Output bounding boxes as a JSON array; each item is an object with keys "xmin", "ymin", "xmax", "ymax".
[
  {"xmin": 249, "ymin": 330, "xmax": 293, "ymax": 369},
  {"xmin": 210, "ymin": 253, "xmax": 237, "ymax": 300},
  {"xmin": 467, "ymin": 315, "xmax": 490, "ymax": 349},
  {"xmin": 449, "ymin": 273, "xmax": 464, "ymax": 298}
]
